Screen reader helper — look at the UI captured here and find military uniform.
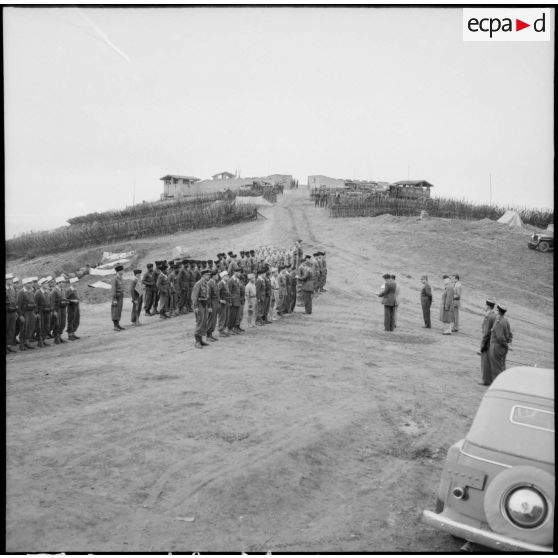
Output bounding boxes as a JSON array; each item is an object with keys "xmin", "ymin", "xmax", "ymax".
[
  {"xmin": 66, "ymin": 280, "xmax": 81, "ymax": 339},
  {"xmin": 206, "ymin": 274, "xmax": 220, "ymax": 341},
  {"xmin": 156, "ymin": 268, "xmax": 170, "ymax": 318},
  {"xmin": 217, "ymin": 273, "xmax": 231, "ymax": 335},
  {"xmin": 34, "ymin": 286, "xmax": 52, "ymax": 346},
  {"xmin": 480, "ymin": 305, "xmax": 497, "ymax": 385},
  {"xmin": 52, "ymin": 281, "xmax": 69, "ymax": 342},
  {"xmin": 16, "ymin": 284, "xmax": 37, "ymax": 349},
  {"xmin": 191, "ymin": 273, "xmax": 210, "ymax": 347},
  {"xmin": 130, "ymin": 272, "xmax": 144, "ymax": 325},
  {"xmin": 111, "ymin": 270, "xmax": 125, "ymax": 330},
  {"xmin": 489, "ymin": 309, "xmax": 513, "ymax": 382},
  {"xmin": 6, "ymin": 282, "xmax": 18, "ymax": 349},
  {"xmin": 142, "ymin": 266, "xmax": 156, "ymax": 315},
  {"xmin": 299, "ymin": 263, "xmax": 314, "ymax": 315}
]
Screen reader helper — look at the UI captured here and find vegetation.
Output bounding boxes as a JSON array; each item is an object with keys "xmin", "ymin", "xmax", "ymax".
[
  {"xmin": 329, "ymin": 196, "xmax": 553, "ymax": 228},
  {"xmin": 7, "ymin": 201, "xmax": 257, "ymax": 260}
]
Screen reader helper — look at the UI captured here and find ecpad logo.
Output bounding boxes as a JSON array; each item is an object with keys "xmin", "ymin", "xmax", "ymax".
[{"xmin": 463, "ymin": 9, "xmax": 551, "ymax": 42}]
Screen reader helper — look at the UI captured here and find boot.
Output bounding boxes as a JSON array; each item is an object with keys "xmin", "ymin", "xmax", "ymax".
[
  {"xmin": 113, "ymin": 320, "xmax": 120, "ymax": 331},
  {"xmin": 38, "ymin": 339, "xmax": 45, "ymax": 348},
  {"xmin": 207, "ymin": 334, "xmax": 218, "ymax": 342},
  {"xmin": 19, "ymin": 339, "xmax": 26, "ymax": 351},
  {"xmin": 59, "ymin": 335, "xmax": 66, "ymax": 343},
  {"xmin": 68, "ymin": 333, "xmax": 76, "ymax": 340},
  {"xmin": 54, "ymin": 334, "xmax": 61, "ymax": 344},
  {"xmin": 72, "ymin": 334, "xmax": 80, "ymax": 339},
  {"xmin": 195, "ymin": 334, "xmax": 203, "ymax": 349},
  {"xmin": 200, "ymin": 336, "xmax": 209, "ymax": 346},
  {"xmin": 24, "ymin": 342, "xmax": 35, "ymax": 349},
  {"xmin": 117, "ymin": 323, "xmax": 126, "ymax": 330}
]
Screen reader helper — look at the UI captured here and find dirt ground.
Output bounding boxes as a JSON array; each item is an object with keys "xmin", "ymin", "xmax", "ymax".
[{"xmin": 5, "ymin": 188, "xmax": 554, "ymax": 552}]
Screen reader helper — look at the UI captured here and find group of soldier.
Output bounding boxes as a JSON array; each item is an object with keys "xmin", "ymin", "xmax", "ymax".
[
  {"xmin": 5, "ymin": 272, "xmax": 81, "ymax": 352},
  {"xmin": 110, "ymin": 243, "xmax": 328, "ymax": 348},
  {"xmin": 379, "ymin": 272, "xmax": 513, "ymax": 385}
]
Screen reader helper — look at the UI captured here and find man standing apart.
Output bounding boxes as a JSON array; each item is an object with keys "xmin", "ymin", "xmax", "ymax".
[
  {"xmin": 420, "ymin": 275, "xmax": 432, "ymax": 328},
  {"xmin": 452, "ymin": 274, "xmax": 462, "ymax": 332},
  {"xmin": 489, "ymin": 302, "xmax": 513, "ymax": 382},
  {"xmin": 391, "ymin": 274, "xmax": 400, "ymax": 329},
  {"xmin": 378, "ymin": 273, "xmax": 396, "ymax": 331},
  {"xmin": 191, "ymin": 268, "xmax": 211, "ymax": 348},
  {"xmin": 439, "ymin": 274, "xmax": 455, "ymax": 335},
  {"xmin": 66, "ymin": 277, "xmax": 81, "ymax": 340},
  {"xmin": 130, "ymin": 269, "xmax": 144, "ymax": 326},
  {"xmin": 111, "ymin": 265, "xmax": 126, "ymax": 331},
  {"xmin": 478, "ymin": 298, "xmax": 496, "ymax": 385},
  {"xmin": 299, "ymin": 256, "xmax": 314, "ymax": 315}
]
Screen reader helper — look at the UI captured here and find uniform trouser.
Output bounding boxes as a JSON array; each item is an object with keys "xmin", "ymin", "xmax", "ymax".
[
  {"xmin": 144, "ymin": 288, "xmax": 155, "ymax": 312},
  {"xmin": 256, "ymin": 299, "xmax": 265, "ymax": 322},
  {"xmin": 247, "ymin": 304, "xmax": 256, "ymax": 326},
  {"xmin": 489, "ymin": 343, "xmax": 508, "ymax": 381},
  {"xmin": 218, "ymin": 303, "xmax": 230, "ymax": 331},
  {"xmin": 393, "ymin": 305, "xmax": 399, "ymax": 327},
  {"xmin": 158, "ymin": 294, "xmax": 170, "ymax": 316},
  {"xmin": 302, "ymin": 290, "xmax": 312, "ymax": 314},
  {"xmin": 187, "ymin": 286, "xmax": 195, "ymax": 311},
  {"xmin": 263, "ymin": 295, "xmax": 271, "ymax": 319},
  {"xmin": 228, "ymin": 305, "xmax": 239, "ymax": 329},
  {"xmin": 178, "ymin": 289, "xmax": 188, "ymax": 312},
  {"xmin": 384, "ymin": 305, "xmax": 395, "ymax": 331},
  {"xmin": 270, "ymin": 292, "xmax": 278, "ymax": 318},
  {"xmin": 480, "ymin": 350, "xmax": 492, "ymax": 385},
  {"xmin": 131, "ymin": 295, "xmax": 143, "ymax": 323},
  {"xmin": 453, "ymin": 304, "xmax": 460, "ymax": 330},
  {"xmin": 289, "ymin": 289, "xmax": 297, "ymax": 312},
  {"xmin": 235, "ymin": 302, "xmax": 245, "ymax": 327},
  {"xmin": 296, "ymin": 282, "xmax": 303, "ymax": 306},
  {"xmin": 421, "ymin": 298, "xmax": 431, "ymax": 327},
  {"xmin": 194, "ymin": 303, "xmax": 208, "ymax": 336},
  {"xmin": 153, "ymin": 290, "xmax": 160, "ymax": 312},
  {"xmin": 6, "ymin": 310, "xmax": 17, "ymax": 345},
  {"xmin": 40, "ymin": 311, "xmax": 51, "ymax": 340},
  {"xmin": 22, "ymin": 310, "xmax": 36, "ymax": 342},
  {"xmin": 67, "ymin": 304, "xmax": 80, "ymax": 334},
  {"xmin": 276, "ymin": 292, "xmax": 286, "ymax": 314},
  {"xmin": 111, "ymin": 296, "xmax": 123, "ymax": 323},
  {"xmin": 207, "ymin": 301, "xmax": 219, "ymax": 334}
]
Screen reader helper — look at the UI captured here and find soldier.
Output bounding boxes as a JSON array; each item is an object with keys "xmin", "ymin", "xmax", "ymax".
[
  {"xmin": 111, "ymin": 265, "xmax": 126, "ymax": 331},
  {"xmin": 378, "ymin": 273, "xmax": 396, "ymax": 331},
  {"xmin": 287, "ymin": 266, "xmax": 297, "ymax": 313},
  {"xmin": 276, "ymin": 266, "xmax": 287, "ymax": 317},
  {"xmin": 191, "ymin": 268, "xmax": 211, "ymax": 348},
  {"xmin": 262, "ymin": 266, "xmax": 272, "ymax": 323},
  {"xmin": 227, "ymin": 269, "xmax": 242, "ymax": 334},
  {"xmin": 66, "ymin": 277, "xmax": 81, "ymax": 340},
  {"xmin": 489, "ymin": 303, "xmax": 513, "ymax": 382},
  {"xmin": 452, "ymin": 274, "xmax": 463, "ymax": 332},
  {"xmin": 16, "ymin": 278, "xmax": 37, "ymax": 350},
  {"xmin": 152, "ymin": 261, "xmax": 162, "ymax": 314},
  {"xmin": 245, "ymin": 273, "xmax": 257, "ymax": 327},
  {"xmin": 206, "ymin": 269, "xmax": 220, "ymax": 342},
  {"xmin": 187, "ymin": 261, "xmax": 197, "ymax": 313},
  {"xmin": 228, "ymin": 254, "xmax": 240, "ymax": 276},
  {"xmin": 235, "ymin": 271, "xmax": 246, "ymax": 332},
  {"xmin": 142, "ymin": 263, "xmax": 156, "ymax": 316},
  {"xmin": 52, "ymin": 276, "xmax": 69, "ymax": 342},
  {"xmin": 34, "ymin": 278, "xmax": 52, "ymax": 347},
  {"xmin": 478, "ymin": 298, "xmax": 497, "ymax": 385},
  {"xmin": 156, "ymin": 264, "xmax": 170, "ymax": 319},
  {"xmin": 269, "ymin": 268, "xmax": 279, "ymax": 321},
  {"xmin": 217, "ymin": 270, "xmax": 231, "ymax": 337},
  {"xmin": 6, "ymin": 273, "xmax": 18, "ymax": 352},
  {"xmin": 130, "ymin": 269, "xmax": 144, "ymax": 326},
  {"xmin": 440, "ymin": 274, "xmax": 455, "ymax": 335},
  {"xmin": 299, "ymin": 256, "xmax": 314, "ymax": 315},
  {"xmin": 391, "ymin": 274, "xmax": 400, "ymax": 329},
  {"xmin": 255, "ymin": 269, "xmax": 266, "ymax": 326},
  {"xmin": 420, "ymin": 275, "xmax": 432, "ymax": 328},
  {"xmin": 177, "ymin": 260, "xmax": 189, "ymax": 314},
  {"xmin": 249, "ymin": 249, "xmax": 257, "ymax": 274},
  {"xmin": 169, "ymin": 263, "xmax": 179, "ymax": 316}
]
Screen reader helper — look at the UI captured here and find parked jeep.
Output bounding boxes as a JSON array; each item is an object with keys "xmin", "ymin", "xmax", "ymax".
[
  {"xmin": 422, "ymin": 366, "xmax": 554, "ymax": 552},
  {"xmin": 528, "ymin": 230, "xmax": 554, "ymax": 252}
]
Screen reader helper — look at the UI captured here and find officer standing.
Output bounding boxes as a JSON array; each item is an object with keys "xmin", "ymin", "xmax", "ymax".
[
  {"xmin": 66, "ymin": 277, "xmax": 81, "ymax": 340},
  {"xmin": 142, "ymin": 263, "xmax": 156, "ymax": 316},
  {"xmin": 16, "ymin": 278, "xmax": 37, "ymax": 350},
  {"xmin": 191, "ymin": 268, "xmax": 211, "ymax": 348},
  {"xmin": 420, "ymin": 275, "xmax": 432, "ymax": 328},
  {"xmin": 111, "ymin": 265, "xmax": 126, "ymax": 331},
  {"xmin": 6, "ymin": 273, "xmax": 18, "ymax": 352},
  {"xmin": 130, "ymin": 269, "xmax": 144, "ymax": 326}
]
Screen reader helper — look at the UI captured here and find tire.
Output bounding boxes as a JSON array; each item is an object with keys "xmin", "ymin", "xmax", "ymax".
[
  {"xmin": 483, "ymin": 466, "xmax": 554, "ymax": 546},
  {"xmin": 538, "ymin": 241, "xmax": 550, "ymax": 253}
]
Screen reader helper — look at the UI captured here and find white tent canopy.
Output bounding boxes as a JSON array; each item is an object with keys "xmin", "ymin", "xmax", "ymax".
[{"xmin": 497, "ymin": 210, "xmax": 524, "ymax": 228}]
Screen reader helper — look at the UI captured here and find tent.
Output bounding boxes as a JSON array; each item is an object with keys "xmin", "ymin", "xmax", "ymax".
[{"xmin": 497, "ymin": 210, "xmax": 524, "ymax": 228}]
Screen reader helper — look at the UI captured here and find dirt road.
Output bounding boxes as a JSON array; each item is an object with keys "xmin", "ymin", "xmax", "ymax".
[{"xmin": 5, "ymin": 189, "xmax": 554, "ymax": 552}]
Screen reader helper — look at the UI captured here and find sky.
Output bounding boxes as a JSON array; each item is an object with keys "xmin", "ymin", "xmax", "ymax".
[{"xmin": 4, "ymin": 6, "xmax": 554, "ymax": 237}]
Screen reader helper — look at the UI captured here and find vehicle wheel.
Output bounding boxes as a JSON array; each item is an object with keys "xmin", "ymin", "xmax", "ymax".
[
  {"xmin": 538, "ymin": 241, "xmax": 550, "ymax": 253},
  {"xmin": 483, "ymin": 466, "xmax": 554, "ymax": 546}
]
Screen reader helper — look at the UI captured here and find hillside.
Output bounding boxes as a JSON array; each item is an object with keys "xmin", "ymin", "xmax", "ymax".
[{"xmin": 5, "ymin": 188, "xmax": 554, "ymax": 552}]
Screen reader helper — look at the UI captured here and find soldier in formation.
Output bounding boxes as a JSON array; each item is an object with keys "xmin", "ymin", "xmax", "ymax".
[{"xmin": 6, "ymin": 272, "xmax": 81, "ymax": 352}]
